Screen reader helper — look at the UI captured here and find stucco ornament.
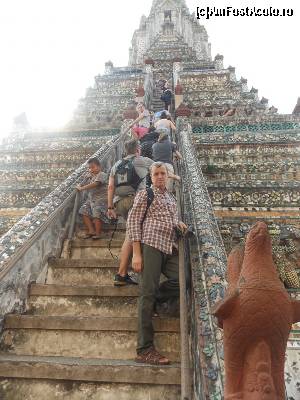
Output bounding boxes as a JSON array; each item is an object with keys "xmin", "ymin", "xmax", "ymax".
[{"xmin": 213, "ymin": 222, "xmax": 300, "ymax": 399}]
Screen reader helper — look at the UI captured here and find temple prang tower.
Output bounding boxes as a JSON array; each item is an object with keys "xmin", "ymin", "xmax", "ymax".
[
  {"xmin": 1, "ymin": 0, "xmax": 300, "ymax": 262},
  {"xmin": 1, "ymin": 0, "xmax": 300, "ymax": 275},
  {"xmin": 129, "ymin": 0, "xmax": 211, "ymax": 66},
  {"xmin": 0, "ymin": 1, "xmax": 299, "ymax": 395}
]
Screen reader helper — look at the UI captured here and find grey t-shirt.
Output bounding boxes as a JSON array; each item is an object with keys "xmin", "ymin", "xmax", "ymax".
[
  {"xmin": 110, "ymin": 154, "xmax": 153, "ymax": 203},
  {"xmin": 152, "ymin": 139, "xmax": 177, "ymax": 165},
  {"xmin": 86, "ymin": 171, "xmax": 108, "ymax": 203}
]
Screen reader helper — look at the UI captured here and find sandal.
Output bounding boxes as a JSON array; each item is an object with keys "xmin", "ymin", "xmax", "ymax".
[
  {"xmin": 92, "ymin": 235, "xmax": 102, "ymax": 240},
  {"xmin": 82, "ymin": 233, "xmax": 94, "ymax": 239},
  {"xmin": 135, "ymin": 347, "xmax": 170, "ymax": 365}
]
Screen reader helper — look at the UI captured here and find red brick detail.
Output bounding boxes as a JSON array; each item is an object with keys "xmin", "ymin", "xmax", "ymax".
[
  {"xmin": 136, "ymin": 86, "xmax": 145, "ymax": 97},
  {"xmin": 144, "ymin": 58, "xmax": 155, "ymax": 65},
  {"xmin": 175, "ymin": 82, "xmax": 183, "ymax": 95},
  {"xmin": 176, "ymin": 103, "xmax": 191, "ymax": 117}
]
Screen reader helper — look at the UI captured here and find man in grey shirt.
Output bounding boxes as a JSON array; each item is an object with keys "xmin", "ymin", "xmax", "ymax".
[
  {"xmin": 108, "ymin": 139, "xmax": 180, "ymax": 285},
  {"xmin": 107, "ymin": 139, "xmax": 153, "ymax": 286}
]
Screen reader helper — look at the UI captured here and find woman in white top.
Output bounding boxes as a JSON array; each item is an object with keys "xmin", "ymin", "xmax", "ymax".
[{"xmin": 154, "ymin": 112, "xmax": 176, "ymax": 136}]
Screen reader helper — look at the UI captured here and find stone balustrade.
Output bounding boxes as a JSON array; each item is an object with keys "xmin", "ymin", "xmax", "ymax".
[{"xmin": 176, "ymin": 118, "xmax": 227, "ymax": 399}]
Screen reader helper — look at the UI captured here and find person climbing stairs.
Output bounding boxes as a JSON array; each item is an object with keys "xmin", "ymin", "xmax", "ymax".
[{"xmin": 0, "ymin": 228, "xmax": 181, "ymax": 399}]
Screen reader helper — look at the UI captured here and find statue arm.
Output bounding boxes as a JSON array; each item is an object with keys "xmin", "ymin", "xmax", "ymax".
[
  {"xmin": 226, "ymin": 245, "xmax": 244, "ymax": 291},
  {"xmin": 212, "ymin": 289, "xmax": 239, "ymax": 329},
  {"xmin": 211, "ymin": 245, "xmax": 243, "ymax": 328},
  {"xmin": 212, "ymin": 289, "xmax": 239, "ymax": 319}
]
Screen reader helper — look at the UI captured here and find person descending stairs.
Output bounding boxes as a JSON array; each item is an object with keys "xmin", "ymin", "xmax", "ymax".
[
  {"xmin": 0, "ymin": 77, "xmax": 188, "ymax": 399},
  {"xmin": 0, "ymin": 223, "xmax": 181, "ymax": 399}
]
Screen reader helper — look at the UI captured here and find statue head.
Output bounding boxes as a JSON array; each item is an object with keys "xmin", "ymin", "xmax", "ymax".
[{"xmin": 245, "ymin": 222, "xmax": 271, "ymax": 255}]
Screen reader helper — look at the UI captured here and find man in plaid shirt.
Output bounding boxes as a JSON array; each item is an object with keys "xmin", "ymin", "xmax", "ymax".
[{"xmin": 127, "ymin": 161, "xmax": 187, "ymax": 365}]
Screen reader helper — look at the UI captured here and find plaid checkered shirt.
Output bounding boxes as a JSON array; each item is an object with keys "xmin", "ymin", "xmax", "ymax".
[{"xmin": 127, "ymin": 187, "xmax": 179, "ymax": 255}]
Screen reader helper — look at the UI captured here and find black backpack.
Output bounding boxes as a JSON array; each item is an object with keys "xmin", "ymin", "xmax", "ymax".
[
  {"xmin": 114, "ymin": 158, "xmax": 143, "ymax": 191},
  {"xmin": 161, "ymin": 89, "xmax": 172, "ymax": 102}
]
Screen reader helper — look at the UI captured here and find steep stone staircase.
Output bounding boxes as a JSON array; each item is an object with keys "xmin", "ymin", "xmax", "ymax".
[
  {"xmin": 152, "ymin": 85, "xmax": 165, "ymax": 113},
  {"xmin": 152, "ymin": 72, "xmax": 174, "ymax": 113},
  {"xmin": 0, "ymin": 229, "xmax": 181, "ymax": 399}
]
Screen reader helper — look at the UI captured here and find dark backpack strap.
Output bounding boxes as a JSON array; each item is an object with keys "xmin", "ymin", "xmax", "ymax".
[
  {"xmin": 141, "ymin": 188, "xmax": 154, "ymax": 226},
  {"xmin": 116, "ymin": 158, "xmax": 129, "ymax": 170}
]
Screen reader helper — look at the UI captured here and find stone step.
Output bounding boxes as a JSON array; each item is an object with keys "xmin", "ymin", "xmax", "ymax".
[
  {"xmin": 70, "ymin": 245, "xmax": 120, "ymax": 260},
  {"xmin": 30, "ymin": 284, "xmax": 138, "ymax": 297},
  {"xmin": 47, "ymin": 259, "xmax": 119, "ymax": 285},
  {"xmin": 4, "ymin": 315, "xmax": 180, "ymax": 332},
  {"xmin": 28, "ymin": 284, "xmax": 139, "ymax": 317},
  {"xmin": 72, "ymin": 239, "xmax": 124, "ymax": 248},
  {"xmin": 0, "ymin": 355, "xmax": 181, "ymax": 399},
  {"xmin": 0, "ymin": 379, "xmax": 181, "ymax": 400},
  {"xmin": 77, "ymin": 226, "xmax": 126, "ymax": 233},
  {"xmin": 67, "ymin": 236, "xmax": 123, "ymax": 260},
  {"xmin": 1, "ymin": 316, "xmax": 180, "ymax": 361},
  {"xmin": 152, "ymin": 99, "xmax": 163, "ymax": 102},
  {"xmin": 49, "ymin": 258, "xmax": 118, "ymax": 268}
]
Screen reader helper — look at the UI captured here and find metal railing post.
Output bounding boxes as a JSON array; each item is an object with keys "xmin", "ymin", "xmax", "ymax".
[
  {"xmin": 176, "ymin": 194, "xmax": 192, "ymax": 400},
  {"xmin": 61, "ymin": 191, "xmax": 80, "ymax": 259},
  {"xmin": 172, "ymin": 129, "xmax": 192, "ymax": 399},
  {"xmin": 68, "ymin": 191, "xmax": 80, "ymax": 241}
]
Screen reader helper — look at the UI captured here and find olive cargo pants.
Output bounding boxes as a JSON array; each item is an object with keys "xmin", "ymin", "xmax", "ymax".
[{"xmin": 137, "ymin": 244, "xmax": 179, "ymax": 354}]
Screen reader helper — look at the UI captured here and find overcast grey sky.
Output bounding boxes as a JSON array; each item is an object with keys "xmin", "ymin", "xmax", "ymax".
[{"xmin": 0, "ymin": 0, "xmax": 299, "ymax": 136}]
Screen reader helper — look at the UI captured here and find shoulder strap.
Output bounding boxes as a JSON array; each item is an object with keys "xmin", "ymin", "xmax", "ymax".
[
  {"xmin": 115, "ymin": 158, "xmax": 128, "ymax": 170},
  {"xmin": 131, "ymin": 157, "xmax": 145, "ymax": 188},
  {"xmin": 141, "ymin": 187, "xmax": 154, "ymax": 226}
]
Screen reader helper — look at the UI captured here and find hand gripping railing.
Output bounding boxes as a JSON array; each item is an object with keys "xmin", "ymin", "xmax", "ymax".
[{"xmin": 176, "ymin": 118, "xmax": 227, "ymax": 400}]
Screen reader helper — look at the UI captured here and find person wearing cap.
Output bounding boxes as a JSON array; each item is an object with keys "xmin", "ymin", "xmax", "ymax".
[{"xmin": 153, "ymin": 109, "xmax": 171, "ymax": 122}]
